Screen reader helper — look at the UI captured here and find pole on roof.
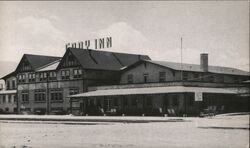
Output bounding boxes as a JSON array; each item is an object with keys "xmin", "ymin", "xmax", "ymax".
[{"xmin": 181, "ymin": 37, "xmax": 183, "ymax": 82}]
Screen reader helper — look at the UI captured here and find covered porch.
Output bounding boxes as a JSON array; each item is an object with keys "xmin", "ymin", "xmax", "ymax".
[{"xmin": 68, "ymin": 86, "xmax": 246, "ymax": 116}]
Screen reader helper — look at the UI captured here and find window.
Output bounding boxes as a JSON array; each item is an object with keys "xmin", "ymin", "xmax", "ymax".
[
  {"xmin": 18, "ymin": 74, "xmax": 26, "ymax": 83},
  {"xmin": 69, "ymin": 88, "xmax": 79, "ymax": 95},
  {"xmin": 61, "ymin": 70, "xmax": 70, "ymax": 80},
  {"xmin": 127, "ymin": 74, "xmax": 133, "ymax": 84},
  {"xmin": 39, "ymin": 73, "xmax": 47, "ymax": 82},
  {"xmin": 6, "ymin": 81, "xmax": 10, "ymax": 89},
  {"xmin": 73, "ymin": 69, "xmax": 82, "ymax": 79},
  {"xmin": 218, "ymin": 75, "xmax": 224, "ymax": 83},
  {"xmin": 12, "ymin": 80, "xmax": 16, "ymax": 89},
  {"xmin": 193, "ymin": 73, "xmax": 200, "ymax": 81},
  {"xmin": 143, "ymin": 73, "xmax": 149, "ymax": 83},
  {"xmin": 8, "ymin": 95, "xmax": 11, "ymax": 103},
  {"xmin": 182, "ymin": 72, "xmax": 188, "ymax": 81},
  {"xmin": 49, "ymin": 71, "xmax": 57, "ymax": 81},
  {"xmin": 28, "ymin": 73, "xmax": 36, "ymax": 82},
  {"xmin": 13, "ymin": 95, "xmax": 16, "ymax": 103},
  {"xmin": 5, "ymin": 108, "xmax": 9, "ymax": 112},
  {"xmin": 159, "ymin": 72, "xmax": 166, "ymax": 82},
  {"xmin": 50, "ymin": 89, "xmax": 63, "ymax": 102},
  {"xmin": 68, "ymin": 55, "xmax": 75, "ymax": 66},
  {"xmin": 209, "ymin": 75, "xmax": 215, "ymax": 82},
  {"xmin": 22, "ymin": 93, "xmax": 29, "ymax": 103},
  {"xmin": 35, "ymin": 90, "xmax": 46, "ymax": 102},
  {"xmin": 3, "ymin": 95, "xmax": 6, "ymax": 103}
]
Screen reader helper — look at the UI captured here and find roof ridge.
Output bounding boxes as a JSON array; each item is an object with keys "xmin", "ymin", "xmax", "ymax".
[
  {"xmin": 68, "ymin": 48, "xmax": 149, "ymax": 56},
  {"xmin": 24, "ymin": 53, "xmax": 62, "ymax": 58}
]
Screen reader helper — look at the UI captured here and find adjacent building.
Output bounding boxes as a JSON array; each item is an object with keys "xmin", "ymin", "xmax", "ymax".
[
  {"xmin": 70, "ymin": 54, "xmax": 249, "ymax": 116},
  {"xmin": 0, "ymin": 72, "xmax": 17, "ymax": 113},
  {"xmin": 1, "ymin": 48, "xmax": 150, "ymax": 115}
]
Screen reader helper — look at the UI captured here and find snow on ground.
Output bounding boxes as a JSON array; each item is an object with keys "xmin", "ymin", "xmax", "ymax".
[{"xmin": 0, "ymin": 114, "xmax": 249, "ymax": 148}]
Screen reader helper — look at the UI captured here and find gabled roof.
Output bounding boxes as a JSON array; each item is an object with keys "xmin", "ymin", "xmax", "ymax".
[
  {"xmin": 147, "ymin": 60, "xmax": 249, "ymax": 76},
  {"xmin": 24, "ymin": 54, "xmax": 61, "ymax": 70},
  {"xmin": 123, "ymin": 60, "xmax": 249, "ymax": 76},
  {"xmin": 1, "ymin": 71, "xmax": 16, "ymax": 80},
  {"xmin": 67, "ymin": 48, "xmax": 150, "ymax": 71},
  {"xmin": 15, "ymin": 54, "xmax": 61, "ymax": 72}
]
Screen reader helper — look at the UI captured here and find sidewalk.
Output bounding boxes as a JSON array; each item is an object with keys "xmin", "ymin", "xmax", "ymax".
[{"xmin": 0, "ymin": 114, "xmax": 188, "ymax": 123}]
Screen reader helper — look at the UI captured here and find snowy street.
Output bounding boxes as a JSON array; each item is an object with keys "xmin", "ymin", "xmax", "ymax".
[{"xmin": 0, "ymin": 114, "xmax": 249, "ymax": 148}]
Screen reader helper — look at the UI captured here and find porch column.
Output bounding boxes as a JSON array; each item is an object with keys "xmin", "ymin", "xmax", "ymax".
[{"xmin": 70, "ymin": 98, "xmax": 73, "ymax": 114}]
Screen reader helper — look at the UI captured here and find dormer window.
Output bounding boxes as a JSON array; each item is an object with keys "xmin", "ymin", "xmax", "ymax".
[
  {"xmin": 61, "ymin": 70, "xmax": 70, "ymax": 80},
  {"xmin": 49, "ymin": 71, "xmax": 57, "ymax": 81},
  {"xmin": 28, "ymin": 73, "xmax": 36, "ymax": 82},
  {"xmin": 18, "ymin": 74, "xmax": 26, "ymax": 83},
  {"xmin": 73, "ymin": 69, "xmax": 82, "ymax": 79},
  {"xmin": 39, "ymin": 73, "xmax": 47, "ymax": 82}
]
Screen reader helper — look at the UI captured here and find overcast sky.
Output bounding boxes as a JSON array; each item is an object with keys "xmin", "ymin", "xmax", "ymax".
[{"xmin": 0, "ymin": 1, "xmax": 249, "ymax": 77}]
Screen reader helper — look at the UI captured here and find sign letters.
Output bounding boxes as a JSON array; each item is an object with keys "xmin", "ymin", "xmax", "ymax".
[{"xmin": 66, "ymin": 37, "xmax": 112, "ymax": 50}]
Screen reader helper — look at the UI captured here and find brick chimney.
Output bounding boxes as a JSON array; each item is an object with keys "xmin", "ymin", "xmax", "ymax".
[{"xmin": 200, "ymin": 53, "xmax": 208, "ymax": 72}]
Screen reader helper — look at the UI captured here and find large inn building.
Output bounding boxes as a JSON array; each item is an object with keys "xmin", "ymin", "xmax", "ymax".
[{"xmin": 0, "ymin": 48, "xmax": 249, "ymax": 116}]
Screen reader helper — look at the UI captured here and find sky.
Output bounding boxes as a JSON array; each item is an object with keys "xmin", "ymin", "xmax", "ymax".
[{"xmin": 0, "ymin": 1, "xmax": 249, "ymax": 77}]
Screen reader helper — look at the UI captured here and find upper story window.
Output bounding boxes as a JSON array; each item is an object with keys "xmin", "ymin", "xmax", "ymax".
[
  {"xmin": 209, "ymin": 75, "xmax": 215, "ymax": 83},
  {"xmin": 68, "ymin": 55, "xmax": 75, "ymax": 66},
  {"xmin": 8, "ymin": 95, "xmax": 12, "ymax": 103},
  {"xmin": 0, "ymin": 84, "xmax": 3, "ymax": 91},
  {"xmin": 73, "ymin": 69, "xmax": 82, "ymax": 79},
  {"xmin": 127, "ymin": 74, "xmax": 133, "ymax": 84},
  {"xmin": 12, "ymin": 80, "xmax": 16, "ymax": 89},
  {"xmin": 69, "ymin": 88, "xmax": 79, "ymax": 95},
  {"xmin": 182, "ymin": 72, "xmax": 188, "ymax": 81},
  {"xmin": 61, "ymin": 70, "xmax": 70, "ymax": 80},
  {"xmin": 28, "ymin": 73, "xmax": 36, "ymax": 83},
  {"xmin": 143, "ymin": 73, "xmax": 149, "ymax": 83},
  {"xmin": 6, "ymin": 81, "xmax": 10, "ymax": 90},
  {"xmin": 20, "ymin": 60, "xmax": 32, "ymax": 72},
  {"xmin": 39, "ymin": 73, "xmax": 47, "ymax": 82},
  {"xmin": 49, "ymin": 71, "xmax": 57, "ymax": 81},
  {"xmin": 159, "ymin": 72, "xmax": 166, "ymax": 82},
  {"xmin": 18, "ymin": 74, "xmax": 26, "ymax": 83},
  {"xmin": 2, "ymin": 95, "xmax": 6, "ymax": 103},
  {"xmin": 193, "ymin": 73, "xmax": 200, "ymax": 81}
]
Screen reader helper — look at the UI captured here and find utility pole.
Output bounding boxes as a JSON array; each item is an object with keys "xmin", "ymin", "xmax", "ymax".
[{"xmin": 181, "ymin": 37, "xmax": 183, "ymax": 82}]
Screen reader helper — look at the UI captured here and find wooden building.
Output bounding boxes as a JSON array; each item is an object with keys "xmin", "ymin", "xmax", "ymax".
[
  {"xmin": 1, "ymin": 48, "xmax": 150, "ymax": 114},
  {"xmin": 70, "ymin": 54, "xmax": 249, "ymax": 116}
]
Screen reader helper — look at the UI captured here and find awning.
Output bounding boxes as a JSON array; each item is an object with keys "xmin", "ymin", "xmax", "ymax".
[
  {"xmin": 69, "ymin": 86, "xmax": 237, "ymax": 98},
  {"xmin": 0, "ymin": 90, "xmax": 17, "ymax": 95}
]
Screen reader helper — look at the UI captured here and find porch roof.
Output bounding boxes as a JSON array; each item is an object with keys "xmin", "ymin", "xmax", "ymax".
[
  {"xmin": 69, "ymin": 86, "xmax": 237, "ymax": 98},
  {"xmin": 0, "ymin": 90, "xmax": 17, "ymax": 95}
]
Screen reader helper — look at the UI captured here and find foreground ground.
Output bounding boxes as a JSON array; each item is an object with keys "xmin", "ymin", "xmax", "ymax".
[{"xmin": 0, "ymin": 114, "xmax": 249, "ymax": 148}]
